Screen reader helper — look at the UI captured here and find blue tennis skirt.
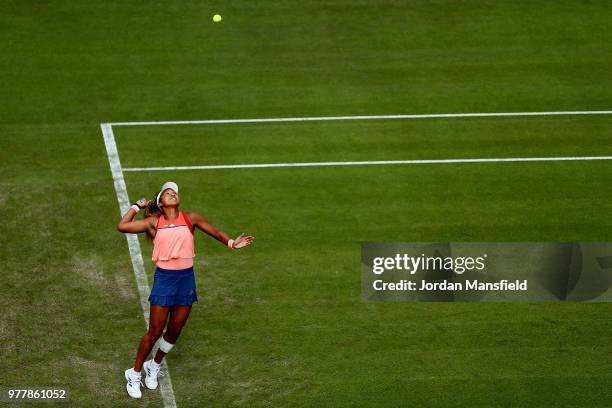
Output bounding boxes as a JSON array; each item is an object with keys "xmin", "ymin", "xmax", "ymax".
[{"xmin": 148, "ymin": 266, "xmax": 198, "ymax": 307}]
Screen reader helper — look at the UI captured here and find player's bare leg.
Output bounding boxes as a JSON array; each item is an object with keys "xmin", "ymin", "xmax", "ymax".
[
  {"xmin": 126, "ymin": 305, "xmax": 170, "ymax": 397},
  {"xmin": 143, "ymin": 305, "xmax": 192, "ymax": 390},
  {"xmin": 153, "ymin": 305, "xmax": 192, "ymax": 363},
  {"xmin": 134, "ymin": 305, "xmax": 171, "ymax": 370}
]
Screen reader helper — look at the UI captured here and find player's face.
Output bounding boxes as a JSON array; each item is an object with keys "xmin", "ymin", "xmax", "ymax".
[{"xmin": 160, "ymin": 188, "xmax": 180, "ymax": 207}]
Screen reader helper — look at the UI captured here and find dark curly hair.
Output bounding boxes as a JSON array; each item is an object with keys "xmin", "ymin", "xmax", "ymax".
[{"xmin": 143, "ymin": 193, "xmax": 165, "ymax": 241}]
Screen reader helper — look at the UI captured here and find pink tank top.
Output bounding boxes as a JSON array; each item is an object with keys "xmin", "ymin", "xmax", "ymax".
[{"xmin": 152, "ymin": 212, "xmax": 195, "ymax": 269}]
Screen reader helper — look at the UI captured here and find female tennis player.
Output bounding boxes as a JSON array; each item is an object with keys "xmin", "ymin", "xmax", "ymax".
[{"xmin": 117, "ymin": 181, "xmax": 254, "ymax": 399}]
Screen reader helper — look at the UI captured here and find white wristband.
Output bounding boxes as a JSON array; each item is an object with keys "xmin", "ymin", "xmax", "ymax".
[
  {"xmin": 131, "ymin": 204, "xmax": 140, "ymax": 213},
  {"xmin": 227, "ymin": 239, "xmax": 235, "ymax": 249}
]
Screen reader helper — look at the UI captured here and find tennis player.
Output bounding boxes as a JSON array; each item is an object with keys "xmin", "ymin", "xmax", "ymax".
[{"xmin": 117, "ymin": 181, "xmax": 254, "ymax": 398}]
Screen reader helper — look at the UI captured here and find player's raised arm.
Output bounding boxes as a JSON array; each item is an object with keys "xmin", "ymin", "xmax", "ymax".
[
  {"xmin": 117, "ymin": 198, "xmax": 156, "ymax": 234},
  {"xmin": 186, "ymin": 211, "xmax": 254, "ymax": 249}
]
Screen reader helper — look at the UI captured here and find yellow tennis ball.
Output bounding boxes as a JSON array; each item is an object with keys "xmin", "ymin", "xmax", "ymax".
[{"xmin": 213, "ymin": 14, "xmax": 222, "ymax": 23}]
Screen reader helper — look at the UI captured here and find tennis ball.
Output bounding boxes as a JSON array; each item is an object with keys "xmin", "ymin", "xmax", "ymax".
[{"xmin": 213, "ymin": 14, "xmax": 222, "ymax": 23}]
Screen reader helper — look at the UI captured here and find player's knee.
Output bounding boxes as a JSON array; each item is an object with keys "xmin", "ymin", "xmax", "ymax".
[
  {"xmin": 163, "ymin": 327, "xmax": 181, "ymax": 343},
  {"xmin": 168, "ymin": 321, "xmax": 183, "ymax": 334},
  {"xmin": 147, "ymin": 326, "xmax": 164, "ymax": 340},
  {"xmin": 170, "ymin": 318, "xmax": 188, "ymax": 335}
]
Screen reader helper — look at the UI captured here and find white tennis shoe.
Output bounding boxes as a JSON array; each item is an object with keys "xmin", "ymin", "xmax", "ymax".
[
  {"xmin": 143, "ymin": 360, "xmax": 161, "ymax": 390},
  {"xmin": 124, "ymin": 368, "xmax": 142, "ymax": 398}
]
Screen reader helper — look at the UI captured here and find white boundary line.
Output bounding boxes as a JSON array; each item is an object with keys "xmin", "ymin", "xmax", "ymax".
[
  {"xmin": 122, "ymin": 156, "xmax": 612, "ymax": 172},
  {"xmin": 101, "ymin": 124, "xmax": 178, "ymax": 408},
  {"xmin": 109, "ymin": 110, "xmax": 612, "ymax": 127}
]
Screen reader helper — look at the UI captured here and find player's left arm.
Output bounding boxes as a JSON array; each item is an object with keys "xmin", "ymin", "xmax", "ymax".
[{"xmin": 186, "ymin": 211, "xmax": 254, "ymax": 249}]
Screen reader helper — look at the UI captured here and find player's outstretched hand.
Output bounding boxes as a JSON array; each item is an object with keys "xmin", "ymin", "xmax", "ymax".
[{"xmin": 232, "ymin": 233, "xmax": 254, "ymax": 249}]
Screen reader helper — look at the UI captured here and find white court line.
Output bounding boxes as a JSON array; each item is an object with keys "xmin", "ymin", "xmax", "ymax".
[
  {"xmin": 122, "ymin": 156, "xmax": 612, "ymax": 172},
  {"xmin": 109, "ymin": 110, "xmax": 612, "ymax": 127},
  {"xmin": 101, "ymin": 124, "xmax": 178, "ymax": 408}
]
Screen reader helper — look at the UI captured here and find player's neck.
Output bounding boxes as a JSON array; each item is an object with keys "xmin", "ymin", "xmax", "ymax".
[{"xmin": 163, "ymin": 207, "xmax": 179, "ymax": 220}]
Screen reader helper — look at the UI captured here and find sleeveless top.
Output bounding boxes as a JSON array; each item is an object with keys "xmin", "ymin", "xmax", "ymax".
[{"xmin": 152, "ymin": 211, "xmax": 195, "ymax": 269}]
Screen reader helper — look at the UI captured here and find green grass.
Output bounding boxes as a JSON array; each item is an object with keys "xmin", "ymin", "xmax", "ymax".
[
  {"xmin": 115, "ymin": 116, "xmax": 612, "ymax": 167},
  {"xmin": 2, "ymin": 0, "xmax": 612, "ymax": 406}
]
